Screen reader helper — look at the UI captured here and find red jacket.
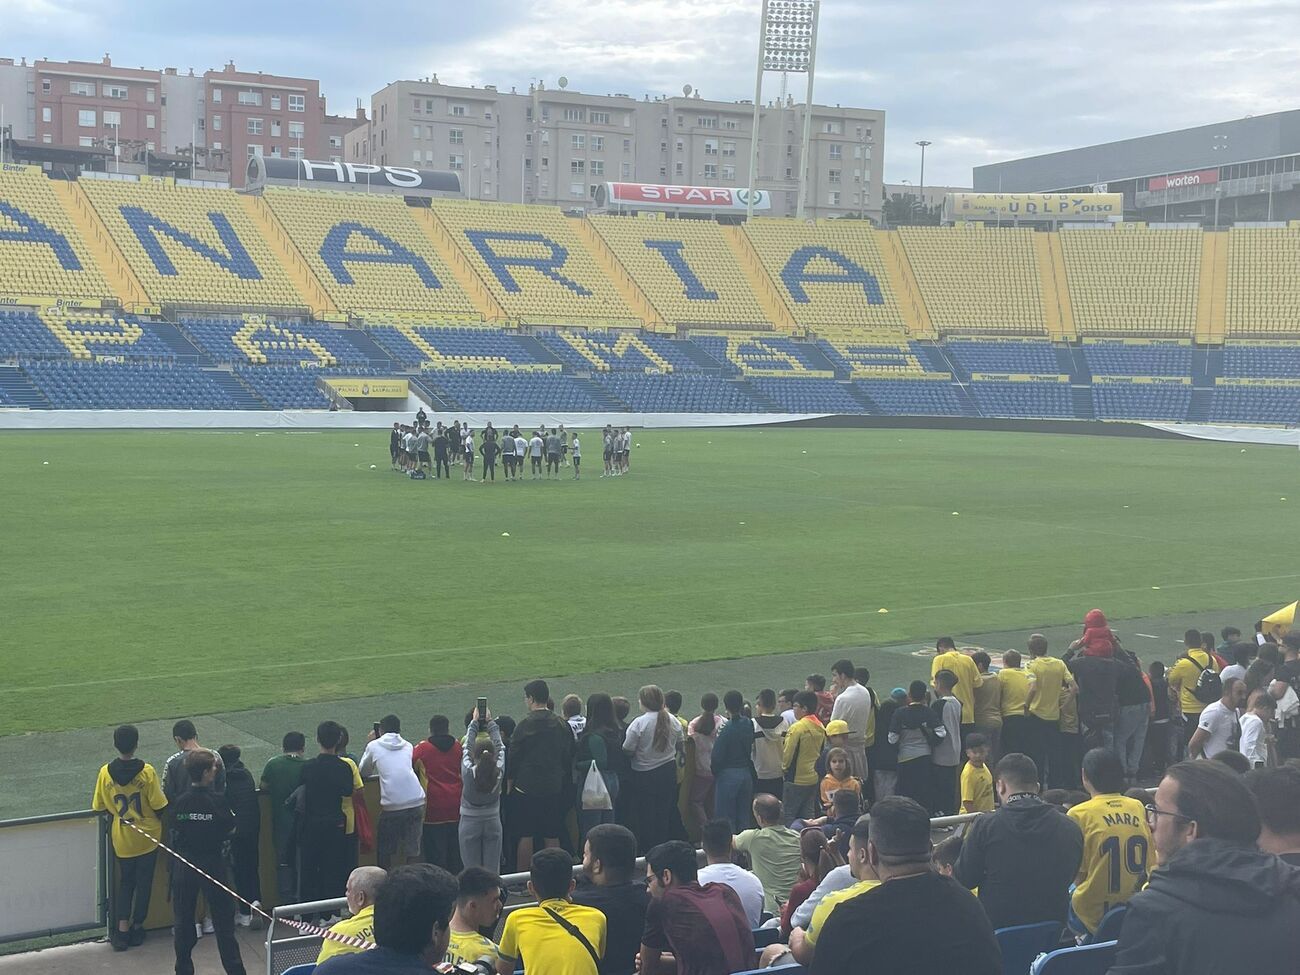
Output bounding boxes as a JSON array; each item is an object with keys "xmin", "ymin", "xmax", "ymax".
[{"xmin": 411, "ymin": 736, "xmax": 462, "ymax": 823}]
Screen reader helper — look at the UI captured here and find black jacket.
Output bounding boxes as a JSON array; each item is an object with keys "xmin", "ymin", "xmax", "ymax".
[
  {"xmin": 953, "ymin": 794, "xmax": 1083, "ymax": 930},
  {"xmin": 224, "ymin": 760, "xmax": 260, "ymax": 838},
  {"xmin": 171, "ymin": 784, "xmax": 235, "ymax": 860},
  {"xmin": 508, "ymin": 709, "xmax": 575, "ymax": 797},
  {"xmin": 1108, "ymin": 839, "xmax": 1300, "ymax": 975}
]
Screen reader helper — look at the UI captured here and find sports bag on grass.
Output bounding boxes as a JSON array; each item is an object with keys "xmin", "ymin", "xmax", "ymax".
[{"xmin": 581, "ymin": 761, "xmax": 613, "ymax": 811}]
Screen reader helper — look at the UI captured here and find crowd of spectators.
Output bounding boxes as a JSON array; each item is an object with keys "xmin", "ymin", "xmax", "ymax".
[{"xmin": 90, "ymin": 621, "xmax": 1300, "ymax": 975}]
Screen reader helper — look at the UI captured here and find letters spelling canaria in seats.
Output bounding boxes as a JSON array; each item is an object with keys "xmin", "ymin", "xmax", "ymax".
[
  {"xmin": 0, "ymin": 201, "xmax": 83, "ymax": 270},
  {"xmin": 462, "ymin": 230, "xmax": 593, "ymax": 296},
  {"xmin": 119, "ymin": 206, "xmax": 263, "ymax": 280},
  {"xmin": 319, "ymin": 222, "xmax": 442, "ymax": 289},
  {"xmin": 781, "ymin": 246, "xmax": 884, "ymax": 305}
]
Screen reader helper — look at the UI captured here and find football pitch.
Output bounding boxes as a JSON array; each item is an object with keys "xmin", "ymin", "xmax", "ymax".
[{"xmin": 1, "ymin": 425, "xmax": 1296, "ymax": 814}]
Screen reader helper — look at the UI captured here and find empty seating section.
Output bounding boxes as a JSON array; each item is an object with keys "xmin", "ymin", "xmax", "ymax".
[
  {"xmin": 969, "ymin": 380, "xmax": 1073, "ymax": 418},
  {"xmin": 742, "ymin": 219, "xmax": 906, "ymax": 328},
  {"xmin": 598, "ymin": 373, "xmax": 762, "ymax": 412},
  {"xmin": 0, "ymin": 169, "xmax": 112, "ymax": 299},
  {"xmin": 1223, "ymin": 344, "xmax": 1300, "ymax": 377},
  {"xmin": 1226, "ymin": 228, "xmax": 1300, "ymax": 335},
  {"xmin": 1092, "ymin": 381, "xmax": 1193, "ymax": 420},
  {"xmin": 690, "ymin": 335, "xmax": 833, "ymax": 377},
  {"xmin": 431, "ymin": 201, "xmax": 633, "ymax": 324},
  {"xmin": 79, "ymin": 178, "xmax": 305, "ymax": 309},
  {"xmin": 416, "ymin": 327, "xmax": 552, "ymax": 368},
  {"xmin": 233, "ymin": 367, "xmax": 390, "ymax": 410},
  {"xmin": 23, "ymin": 361, "xmax": 247, "ymax": 409},
  {"xmin": 1060, "ymin": 228, "xmax": 1200, "ymax": 334},
  {"xmin": 0, "ymin": 310, "xmax": 72, "ymax": 357},
  {"xmin": 747, "ymin": 377, "xmax": 866, "ymax": 413},
  {"xmin": 263, "ymin": 189, "xmax": 479, "ymax": 317},
  {"xmin": 1083, "ymin": 340, "xmax": 1193, "ymax": 376},
  {"xmin": 48, "ymin": 312, "xmax": 175, "ymax": 359},
  {"xmin": 421, "ymin": 371, "xmax": 606, "ymax": 411},
  {"xmin": 945, "ymin": 339, "xmax": 1057, "ymax": 375},
  {"xmin": 856, "ymin": 378, "xmax": 966, "ymax": 415},
  {"xmin": 1209, "ymin": 384, "xmax": 1300, "ymax": 424},
  {"xmin": 534, "ymin": 330, "xmax": 687, "ymax": 373},
  {"xmin": 588, "ymin": 215, "xmax": 769, "ymax": 327},
  {"xmin": 818, "ymin": 336, "xmax": 931, "ymax": 376},
  {"xmin": 180, "ymin": 317, "xmax": 371, "ymax": 366},
  {"xmin": 899, "ymin": 226, "xmax": 1046, "ymax": 333}
]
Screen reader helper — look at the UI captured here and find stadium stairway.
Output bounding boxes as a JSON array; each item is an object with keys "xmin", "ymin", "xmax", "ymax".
[
  {"xmin": 1191, "ymin": 346, "xmax": 1221, "ymax": 387},
  {"xmin": 1187, "ymin": 387, "xmax": 1214, "ymax": 422},
  {"xmin": 1071, "ymin": 386, "xmax": 1096, "ymax": 420},
  {"xmin": 845, "ymin": 383, "xmax": 881, "ymax": 414},
  {"xmin": 339, "ymin": 329, "xmax": 400, "ymax": 370},
  {"xmin": 951, "ymin": 382, "xmax": 981, "ymax": 417},
  {"xmin": 207, "ymin": 370, "xmax": 269, "ymax": 409},
  {"xmin": 915, "ymin": 341, "xmax": 966, "ymax": 380},
  {"xmin": 674, "ymin": 338, "xmax": 730, "ymax": 372},
  {"xmin": 733, "ymin": 378, "xmax": 783, "ymax": 412},
  {"xmin": 569, "ymin": 376, "xmax": 630, "ymax": 411},
  {"xmin": 149, "ymin": 321, "xmax": 207, "ymax": 361},
  {"xmin": 408, "ymin": 376, "xmax": 461, "ymax": 412},
  {"xmin": 514, "ymin": 334, "xmax": 565, "ymax": 366},
  {"xmin": 0, "ymin": 365, "xmax": 50, "ymax": 408},
  {"xmin": 1057, "ymin": 345, "xmax": 1091, "ymax": 384}
]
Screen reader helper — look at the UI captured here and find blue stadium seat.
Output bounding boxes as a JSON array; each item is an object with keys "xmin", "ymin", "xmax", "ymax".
[
  {"xmin": 1082, "ymin": 342, "xmax": 1192, "ymax": 377},
  {"xmin": 747, "ymin": 377, "xmax": 868, "ymax": 413},
  {"xmin": 598, "ymin": 373, "xmax": 762, "ymax": 412},
  {"xmin": 969, "ymin": 381, "xmax": 1073, "ymax": 418},
  {"xmin": 1222, "ymin": 345, "xmax": 1300, "ymax": 378},
  {"xmin": 1092, "ymin": 383, "xmax": 1191, "ymax": 420},
  {"xmin": 856, "ymin": 379, "xmax": 967, "ymax": 416},
  {"xmin": 995, "ymin": 921, "xmax": 1064, "ymax": 975},
  {"xmin": 1029, "ymin": 940, "xmax": 1118, "ymax": 975},
  {"xmin": 21, "ymin": 361, "xmax": 250, "ymax": 409},
  {"xmin": 0, "ymin": 310, "xmax": 69, "ymax": 357},
  {"xmin": 420, "ymin": 371, "xmax": 610, "ymax": 412},
  {"xmin": 945, "ymin": 340, "xmax": 1058, "ymax": 375}
]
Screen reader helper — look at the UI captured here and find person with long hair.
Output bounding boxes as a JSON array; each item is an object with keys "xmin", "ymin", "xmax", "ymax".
[
  {"xmin": 711, "ymin": 690, "xmax": 755, "ymax": 830},
  {"xmin": 575, "ymin": 693, "xmax": 629, "ymax": 841},
  {"xmin": 458, "ymin": 708, "xmax": 504, "ymax": 871},
  {"xmin": 780, "ymin": 827, "xmax": 844, "ymax": 938},
  {"xmin": 622, "ymin": 685, "xmax": 685, "ymax": 853},
  {"xmin": 687, "ymin": 693, "xmax": 726, "ymax": 834}
]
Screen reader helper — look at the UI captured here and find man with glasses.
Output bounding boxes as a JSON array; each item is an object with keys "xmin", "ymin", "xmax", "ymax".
[{"xmin": 1110, "ymin": 761, "xmax": 1300, "ymax": 974}]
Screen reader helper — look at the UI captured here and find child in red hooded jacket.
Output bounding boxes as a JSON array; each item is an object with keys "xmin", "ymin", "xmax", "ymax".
[{"xmin": 1072, "ymin": 609, "xmax": 1117, "ymax": 657}]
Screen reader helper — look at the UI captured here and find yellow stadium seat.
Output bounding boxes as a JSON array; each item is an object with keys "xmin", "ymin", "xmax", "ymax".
[
  {"xmin": 0, "ymin": 169, "xmax": 113, "ymax": 300},
  {"xmin": 1059, "ymin": 226, "xmax": 1201, "ymax": 336},
  {"xmin": 1225, "ymin": 227, "xmax": 1300, "ymax": 336},
  {"xmin": 79, "ymin": 178, "xmax": 305, "ymax": 310},
  {"xmin": 430, "ymin": 200, "xmax": 634, "ymax": 325},
  {"xmin": 897, "ymin": 226, "xmax": 1047, "ymax": 335}
]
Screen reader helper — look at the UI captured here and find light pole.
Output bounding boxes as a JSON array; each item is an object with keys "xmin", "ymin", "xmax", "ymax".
[
  {"xmin": 747, "ymin": 0, "xmax": 819, "ymax": 219},
  {"xmin": 916, "ymin": 140, "xmax": 931, "ymax": 223},
  {"xmin": 1211, "ymin": 134, "xmax": 1228, "ymax": 229},
  {"xmin": 110, "ymin": 120, "xmax": 120, "ymax": 173}
]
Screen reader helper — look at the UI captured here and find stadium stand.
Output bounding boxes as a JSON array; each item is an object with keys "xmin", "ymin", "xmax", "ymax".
[
  {"xmin": 232, "ymin": 366, "xmax": 391, "ymax": 410},
  {"xmin": 22, "ymin": 360, "xmax": 257, "ymax": 409},
  {"xmin": 742, "ymin": 219, "xmax": 909, "ymax": 329},
  {"xmin": 1081, "ymin": 339, "xmax": 1193, "ymax": 377},
  {"xmin": 968, "ymin": 377, "xmax": 1074, "ymax": 418},
  {"xmin": 0, "ymin": 309, "xmax": 73, "ymax": 358},
  {"xmin": 597, "ymin": 372, "xmax": 763, "ymax": 412},
  {"xmin": 179, "ymin": 316, "xmax": 374, "ymax": 367},
  {"xmin": 0, "ymin": 168, "xmax": 113, "ymax": 300},
  {"xmin": 817, "ymin": 333, "xmax": 933, "ymax": 378},
  {"xmin": 362, "ymin": 322, "xmax": 559, "ymax": 371},
  {"xmin": 1225, "ymin": 227, "xmax": 1300, "ymax": 336},
  {"xmin": 1092, "ymin": 378, "xmax": 1194, "ymax": 420},
  {"xmin": 898, "ymin": 226, "xmax": 1047, "ymax": 334},
  {"xmin": 1222, "ymin": 342, "xmax": 1300, "ymax": 377},
  {"xmin": 1207, "ymin": 381, "xmax": 1300, "ymax": 424},
  {"xmin": 1059, "ymin": 227, "xmax": 1201, "ymax": 335},
  {"xmin": 944, "ymin": 338, "xmax": 1058, "ymax": 376},
  {"xmin": 78, "ymin": 177, "xmax": 307, "ymax": 310},
  {"xmin": 690, "ymin": 334, "xmax": 837, "ymax": 378},
  {"xmin": 855, "ymin": 377, "xmax": 969, "ymax": 415},
  {"xmin": 746, "ymin": 376, "xmax": 869, "ymax": 413},
  {"xmin": 430, "ymin": 200, "xmax": 637, "ymax": 325},
  {"xmin": 419, "ymin": 370, "xmax": 611, "ymax": 411},
  {"xmin": 261, "ymin": 188, "xmax": 483, "ymax": 318},
  {"xmin": 587, "ymin": 215, "xmax": 772, "ymax": 328}
]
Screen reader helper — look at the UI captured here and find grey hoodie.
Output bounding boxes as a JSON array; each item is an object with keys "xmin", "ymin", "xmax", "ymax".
[{"xmin": 460, "ymin": 718, "xmax": 505, "ymax": 817}]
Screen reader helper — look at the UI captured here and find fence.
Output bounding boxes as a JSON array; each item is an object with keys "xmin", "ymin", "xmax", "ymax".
[{"xmin": 0, "ymin": 810, "xmax": 108, "ymax": 944}]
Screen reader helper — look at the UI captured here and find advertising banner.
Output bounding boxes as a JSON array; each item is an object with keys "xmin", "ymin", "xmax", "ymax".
[
  {"xmin": 599, "ymin": 182, "xmax": 770, "ymax": 211},
  {"xmin": 323, "ymin": 378, "xmax": 409, "ymax": 398},
  {"xmin": 946, "ymin": 193, "xmax": 1123, "ymax": 220},
  {"xmin": 1148, "ymin": 168, "xmax": 1219, "ymax": 191}
]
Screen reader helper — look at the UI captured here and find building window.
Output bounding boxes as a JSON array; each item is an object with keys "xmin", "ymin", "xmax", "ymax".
[
  {"xmin": 211, "ymin": 88, "xmax": 222, "ymax": 103},
  {"xmin": 412, "ymin": 125, "xmax": 421, "ymax": 139},
  {"xmin": 270, "ymin": 146, "xmax": 281, "ymax": 158},
  {"xmin": 592, "ymin": 135, "xmax": 604, "ymax": 151},
  {"xmin": 247, "ymin": 144, "xmax": 263, "ymax": 157},
  {"xmin": 829, "ymin": 144, "xmax": 843, "ymax": 160},
  {"xmin": 570, "ymin": 181, "xmax": 584, "ymax": 197},
  {"xmin": 211, "ymin": 140, "xmax": 221, "ymax": 150},
  {"xmin": 414, "ymin": 149, "xmax": 422, "ymax": 163},
  {"xmin": 413, "ymin": 98, "xmax": 421, "ymax": 113},
  {"xmin": 540, "ymin": 157, "xmax": 549, "ymax": 169},
  {"xmin": 571, "ymin": 159, "xmax": 585, "ymax": 174},
  {"xmin": 103, "ymin": 111, "xmax": 121, "ymax": 126},
  {"xmin": 449, "ymin": 154, "xmax": 464, "ymax": 170},
  {"xmin": 272, "ymin": 120, "xmax": 282, "ymax": 136},
  {"xmin": 105, "ymin": 85, "xmax": 128, "ymax": 100},
  {"xmin": 483, "ymin": 181, "xmax": 492, "ymax": 195},
  {"xmin": 484, "ymin": 109, "xmax": 492, "ymax": 120},
  {"xmin": 329, "ymin": 135, "xmax": 342, "ymax": 148},
  {"xmin": 675, "ymin": 139, "xmax": 684, "ymax": 152},
  {"xmin": 623, "ymin": 138, "xmax": 631, "ymax": 152},
  {"xmin": 41, "ymin": 78, "xmax": 51, "ymax": 93},
  {"xmin": 212, "ymin": 115, "xmax": 222, "ymax": 131},
  {"xmin": 828, "ymin": 190, "xmax": 841, "ymax": 206},
  {"xmin": 698, "ymin": 116, "xmax": 717, "ymax": 128},
  {"xmin": 288, "ymin": 94, "xmax": 305, "ymax": 112},
  {"xmin": 571, "ymin": 134, "xmax": 585, "ymax": 149},
  {"xmin": 289, "ymin": 146, "xmax": 304, "ymax": 159},
  {"xmin": 425, "ymin": 99, "xmax": 433, "ymax": 113},
  {"xmin": 723, "ymin": 118, "xmax": 738, "ymax": 129},
  {"xmin": 828, "ymin": 169, "xmax": 841, "ymax": 183},
  {"xmin": 424, "ymin": 149, "xmax": 432, "ymax": 163},
  {"xmin": 591, "ymin": 160, "xmax": 604, "ymax": 176},
  {"xmin": 146, "ymin": 114, "xmax": 156, "ymax": 129},
  {"xmin": 722, "ymin": 141, "xmax": 736, "ymax": 157},
  {"xmin": 41, "ymin": 107, "xmax": 51, "ymax": 122},
  {"xmin": 146, "ymin": 88, "xmax": 156, "ymax": 103},
  {"xmin": 78, "ymin": 109, "xmax": 96, "ymax": 127},
  {"xmin": 676, "ymin": 114, "xmax": 683, "ymax": 127},
  {"xmin": 79, "ymin": 136, "xmax": 94, "ymax": 147},
  {"xmin": 238, "ymin": 90, "xmax": 262, "ymax": 106},
  {"xmin": 288, "ymin": 121, "xmax": 305, "ymax": 141},
  {"xmin": 591, "ymin": 111, "xmax": 610, "ymax": 125},
  {"xmin": 248, "ymin": 118, "xmax": 263, "ymax": 135},
  {"xmin": 563, "ymin": 108, "xmax": 584, "ymax": 122},
  {"xmin": 541, "ymin": 130, "xmax": 550, "ymax": 145},
  {"xmin": 704, "ymin": 163, "xmax": 718, "ymax": 179},
  {"xmin": 450, "ymin": 104, "xmax": 466, "ymax": 116},
  {"xmin": 659, "ymin": 165, "xmax": 667, "ymax": 177},
  {"xmin": 704, "ymin": 139, "xmax": 717, "ymax": 155},
  {"xmin": 42, "ymin": 133, "xmax": 52, "ymax": 143},
  {"xmin": 197, "ymin": 118, "xmax": 205, "ymax": 132},
  {"xmin": 622, "ymin": 162, "xmax": 632, "ymax": 178},
  {"xmin": 675, "ymin": 162, "xmax": 684, "ymax": 176},
  {"xmin": 71, "ymin": 81, "xmax": 95, "ymax": 96},
  {"xmin": 449, "ymin": 128, "xmax": 464, "ymax": 144},
  {"xmin": 823, "ymin": 121, "xmax": 843, "ymax": 135},
  {"xmin": 722, "ymin": 165, "xmax": 735, "ymax": 180}
]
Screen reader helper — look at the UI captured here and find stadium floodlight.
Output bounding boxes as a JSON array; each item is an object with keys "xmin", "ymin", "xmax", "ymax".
[{"xmin": 746, "ymin": 0, "xmax": 821, "ymax": 219}]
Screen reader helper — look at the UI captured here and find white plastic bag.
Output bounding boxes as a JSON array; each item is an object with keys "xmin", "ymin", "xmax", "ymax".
[{"xmin": 581, "ymin": 761, "xmax": 613, "ymax": 811}]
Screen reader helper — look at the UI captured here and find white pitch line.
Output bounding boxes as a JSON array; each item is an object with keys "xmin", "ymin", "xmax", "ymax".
[
  {"xmin": 1133, "ymin": 633, "xmax": 1161, "ymax": 639},
  {"xmin": 7, "ymin": 570, "xmax": 1300, "ymax": 695}
]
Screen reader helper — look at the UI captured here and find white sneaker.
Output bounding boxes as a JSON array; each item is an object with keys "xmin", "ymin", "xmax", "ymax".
[
  {"xmin": 202, "ymin": 917, "xmax": 214, "ymax": 934},
  {"xmin": 235, "ymin": 913, "xmax": 251, "ymax": 928},
  {"xmin": 195, "ymin": 922, "xmax": 204, "ymax": 939}
]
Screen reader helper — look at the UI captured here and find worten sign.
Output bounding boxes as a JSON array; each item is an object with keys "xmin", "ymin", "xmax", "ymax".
[
  {"xmin": 599, "ymin": 182, "xmax": 771, "ymax": 211},
  {"xmin": 1147, "ymin": 168, "xmax": 1219, "ymax": 191}
]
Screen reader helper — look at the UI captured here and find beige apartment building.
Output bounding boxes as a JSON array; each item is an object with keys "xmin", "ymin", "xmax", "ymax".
[{"xmin": 346, "ymin": 77, "xmax": 885, "ymax": 221}]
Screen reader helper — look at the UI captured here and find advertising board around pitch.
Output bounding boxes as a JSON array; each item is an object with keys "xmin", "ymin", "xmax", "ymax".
[
  {"xmin": 945, "ymin": 192, "xmax": 1123, "ymax": 221},
  {"xmin": 323, "ymin": 378, "xmax": 409, "ymax": 398}
]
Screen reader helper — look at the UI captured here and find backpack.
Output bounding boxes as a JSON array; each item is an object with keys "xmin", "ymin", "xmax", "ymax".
[{"xmin": 1182, "ymin": 653, "xmax": 1222, "ymax": 705}]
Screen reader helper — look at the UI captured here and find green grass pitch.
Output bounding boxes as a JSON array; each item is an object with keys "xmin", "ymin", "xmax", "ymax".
[{"xmin": 1, "ymin": 425, "xmax": 1296, "ymax": 740}]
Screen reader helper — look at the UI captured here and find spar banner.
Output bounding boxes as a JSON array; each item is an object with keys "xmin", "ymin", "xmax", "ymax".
[
  {"xmin": 247, "ymin": 156, "xmax": 461, "ymax": 193},
  {"xmin": 1148, "ymin": 168, "xmax": 1219, "ymax": 191},
  {"xmin": 599, "ymin": 182, "xmax": 771, "ymax": 211},
  {"xmin": 946, "ymin": 192, "xmax": 1123, "ymax": 220}
]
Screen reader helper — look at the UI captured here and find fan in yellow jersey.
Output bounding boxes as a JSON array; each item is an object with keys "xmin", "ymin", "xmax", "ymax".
[
  {"xmin": 91, "ymin": 724, "xmax": 168, "ymax": 951},
  {"xmin": 445, "ymin": 867, "xmax": 505, "ymax": 967},
  {"xmin": 788, "ymin": 815, "xmax": 879, "ymax": 966},
  {"xmin": 931, "ymin": 639, "xmax": 980, "ymax": 734},
  {"xmin": 1026, "ymin": 636, "xmax": 1071, "ymax": 787},
  {"xmin": 497, "ymin": 849, "xmax": 606, "ymax": 975},
  {"xmin": 996, "ymin": 650, "xmax": 1035, "ymax": 757},
  {"xmin": 316, "ymin": 867, "xmax": 386, "ymax": 964},
  {"xmin": 1066, "ymin": 749, "xmax": 1152, "ymax": 936},
  {"xmin": 960, "ymin": 734, "xmax": 995, "ymax": 814}
]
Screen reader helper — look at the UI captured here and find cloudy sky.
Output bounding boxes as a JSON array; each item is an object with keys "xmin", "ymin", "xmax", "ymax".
[{"xmin": 6, "ymin": 0, "xmax": 1300, "ymax": 186}]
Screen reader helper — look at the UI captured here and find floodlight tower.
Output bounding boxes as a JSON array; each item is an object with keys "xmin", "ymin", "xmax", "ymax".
[{"xmin": 746, "ymin": 0, "xmax": 820, "ymax": 219}]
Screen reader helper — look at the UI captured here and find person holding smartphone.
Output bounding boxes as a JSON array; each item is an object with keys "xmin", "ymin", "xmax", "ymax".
[{"xmin": 460, "ymin": 699, "xmax": 506, "ymax": 871}]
